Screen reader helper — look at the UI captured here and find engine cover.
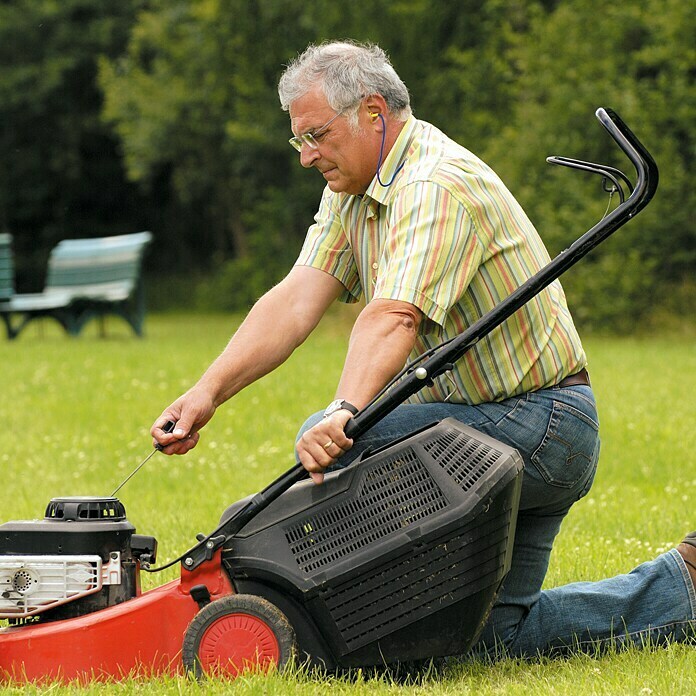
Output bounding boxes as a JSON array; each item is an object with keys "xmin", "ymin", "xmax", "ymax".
[{"xmin": 0, "ymin": 497, "xmax": 156, "ymax": 622}]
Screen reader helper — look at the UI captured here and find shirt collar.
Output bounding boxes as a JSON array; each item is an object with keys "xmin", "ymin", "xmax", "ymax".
[{"xmin": 363, "ymin": 115, "xmax": 418, "ymax": 205}]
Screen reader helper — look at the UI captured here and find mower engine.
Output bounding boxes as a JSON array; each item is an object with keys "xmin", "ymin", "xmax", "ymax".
[{"xmin": 0, "ymin": 497, "xmax": 156, "ymax": 624}]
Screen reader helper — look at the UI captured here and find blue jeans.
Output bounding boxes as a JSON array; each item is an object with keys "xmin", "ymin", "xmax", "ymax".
[{"xmin": 297, "ymin": 385, "xmax": 696, "ymax": 657}]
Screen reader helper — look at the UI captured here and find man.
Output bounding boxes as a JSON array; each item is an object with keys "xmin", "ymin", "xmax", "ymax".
[{"xmin": 152, "ymin": 41, "xmax": 696, "ymax": 658}]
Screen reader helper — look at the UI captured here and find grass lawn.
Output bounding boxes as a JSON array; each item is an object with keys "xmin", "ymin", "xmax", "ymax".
[{"xmin": 1, "ymin": 311, "xmax": 695, "ymax": 694}]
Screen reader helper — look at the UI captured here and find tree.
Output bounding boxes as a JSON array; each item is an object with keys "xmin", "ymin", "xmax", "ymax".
[
  {"xmin": 481, "ymin": 0, "xmax": 695, "ymax": 328},
  {"xmin": 0, "ymin": 0, "xmax": 150, "ymax": 290},
  {"xmin": 64, "ymin": 0, "xmax": 695, "ymax": 323},
  {"xmin": 99, "ymin": 0, "xmax": 542, "ymax": 308}
]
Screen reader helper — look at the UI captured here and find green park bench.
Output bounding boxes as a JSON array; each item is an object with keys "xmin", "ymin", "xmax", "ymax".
[{"xmin": 0, "ymin": 231, "xmax": 153, "ymax": 339}]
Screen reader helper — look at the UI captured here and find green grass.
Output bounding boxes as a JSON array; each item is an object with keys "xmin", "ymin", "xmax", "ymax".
[{"xmin": 1, "ymin": 312, "xmax": 696, "ymax": 694}]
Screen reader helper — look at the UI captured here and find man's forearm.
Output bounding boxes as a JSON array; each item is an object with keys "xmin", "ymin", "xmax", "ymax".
[
  {"xmin": 194, "ymin": 294, "xmax": 302, "ymax": 406},
  {"xmin": 334, "ymin": 299, "xmax": 420, "ymax": 408},
  {"xmin": 194, "ymin": 268, "xmax": 344, "ymax": 407},
  {"xmin": 294, "ymin": 299, "xmax": 421, "ymax": 483}
]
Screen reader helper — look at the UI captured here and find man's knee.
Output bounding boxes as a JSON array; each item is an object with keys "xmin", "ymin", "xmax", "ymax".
[{"xmin": 295, "ymin": 410, "xmax": 324, "ymax": 444}]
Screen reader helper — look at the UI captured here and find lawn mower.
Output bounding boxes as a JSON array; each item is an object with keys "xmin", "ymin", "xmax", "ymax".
[{"xmin": 0, "ymin": 108, "xmax": 658, "ymax": 682}]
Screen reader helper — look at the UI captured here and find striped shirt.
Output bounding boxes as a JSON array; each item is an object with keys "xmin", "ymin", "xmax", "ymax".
[{"xmin": 296, "ymin": 116, "xmax": 586, "ymax": 405}]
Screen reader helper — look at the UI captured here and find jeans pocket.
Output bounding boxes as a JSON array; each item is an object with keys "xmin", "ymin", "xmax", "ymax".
[{"xmin": 531, "ymin": 400, "xmax": 599, "ymax": 488}]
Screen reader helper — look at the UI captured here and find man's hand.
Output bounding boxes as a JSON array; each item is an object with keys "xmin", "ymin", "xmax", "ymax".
[
  {"xmin": 295, "ymin": 410, "xmax": 355, "ymax": 484},
  {"xmin": 150, "ymin": 386, "xmax": 217, "ymax": 455}
]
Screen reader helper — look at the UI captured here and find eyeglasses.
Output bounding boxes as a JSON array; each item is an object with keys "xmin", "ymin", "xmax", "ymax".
[{"xmin": 289, "ymin": 108, "xmax": 346, "ymax": 152}]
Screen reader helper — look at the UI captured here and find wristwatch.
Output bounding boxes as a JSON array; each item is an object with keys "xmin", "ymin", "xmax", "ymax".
[{"xmin": 323, "ymin": 399, "xmax": 359, "ymax": 418}]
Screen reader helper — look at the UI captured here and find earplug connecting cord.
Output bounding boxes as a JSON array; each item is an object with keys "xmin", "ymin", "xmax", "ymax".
[{"xmin": 376, "ymin": 113, "xmax": 405, "ymax": 187}]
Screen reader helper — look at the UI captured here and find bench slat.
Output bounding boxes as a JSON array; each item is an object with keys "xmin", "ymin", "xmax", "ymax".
[{"xmin": 0, "ymin": 233, "xmax": 13, "ymax": 301}]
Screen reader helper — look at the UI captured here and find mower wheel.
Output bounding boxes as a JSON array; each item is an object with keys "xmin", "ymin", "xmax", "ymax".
[{"xmin": 182, "ymin": 593, "xmax": 296, "ymax": 679}]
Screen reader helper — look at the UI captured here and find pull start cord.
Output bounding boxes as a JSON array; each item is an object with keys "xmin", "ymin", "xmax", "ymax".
[{"xmin": 110, "ymin": 421, "xmax": 175, "ymax": 497}]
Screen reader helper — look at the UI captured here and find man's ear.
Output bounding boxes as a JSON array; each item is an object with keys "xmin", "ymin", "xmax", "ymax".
[{"xmin": 364, "ymin": 94, "xmax": 388, "ymax": 125}]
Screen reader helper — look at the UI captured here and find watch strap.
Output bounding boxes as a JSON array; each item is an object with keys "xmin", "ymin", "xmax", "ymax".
[{"xmin": 323, "ymin": 399, "xmax": 358, "ymax": 417}]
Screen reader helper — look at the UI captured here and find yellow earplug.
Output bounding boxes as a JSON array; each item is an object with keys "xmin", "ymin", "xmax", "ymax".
[{"xmin": 370, "ymin": 112, "xmax": 380, "ymax": 122}]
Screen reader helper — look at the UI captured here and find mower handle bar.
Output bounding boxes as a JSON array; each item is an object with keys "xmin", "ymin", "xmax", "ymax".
[{"xmin": 170, "ymin": 107, "xmax": 658, "ymax": 572}]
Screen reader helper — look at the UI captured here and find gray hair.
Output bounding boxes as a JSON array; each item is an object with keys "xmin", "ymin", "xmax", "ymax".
[{"xmin": 278, "ymin": 41, "xmax": 412, "ymax": 128}]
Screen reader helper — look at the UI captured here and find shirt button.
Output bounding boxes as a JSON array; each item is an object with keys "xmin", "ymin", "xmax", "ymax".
[{"xmin": 372, "ymin": 262, "xmax": 378, "ymax": 270}]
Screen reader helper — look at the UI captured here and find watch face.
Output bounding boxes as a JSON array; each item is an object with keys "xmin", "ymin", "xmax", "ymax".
[{"xmin": 324, "ymin": 399, "xmax": 343, "ymax": 416}]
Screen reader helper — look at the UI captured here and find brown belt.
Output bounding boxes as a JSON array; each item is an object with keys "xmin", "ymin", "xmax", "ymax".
[{"xmin": 557, "ymin": 367, "xmax": 591, "ymax": 388}]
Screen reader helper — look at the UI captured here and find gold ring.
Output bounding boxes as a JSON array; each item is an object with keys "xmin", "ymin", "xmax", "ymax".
[{"xmin": 323, "ymin": 440, "xmax": 334, "ymax": 450}]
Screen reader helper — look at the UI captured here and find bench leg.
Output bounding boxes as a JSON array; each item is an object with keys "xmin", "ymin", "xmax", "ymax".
[
  {"xmin": 5, "ymin": 311, "xmax": 79, "ymax": 339},
  {"xmin": 76, "ymin": 303, "xmax": 145, "ymax": 338},
  {"xmin": 1, "ymin": 313, "xmax": 19, "ymax": 340},
  {"xmin": 51, "ymin": 310, "xmax": 80, "ymax": 336},
  {"xmin": 106, "ymin": 307, "xmax": 143, "ymax": 337},
  {"xmin": 3, "ymin": 303, "xmax": 145, "ymax": 340}
]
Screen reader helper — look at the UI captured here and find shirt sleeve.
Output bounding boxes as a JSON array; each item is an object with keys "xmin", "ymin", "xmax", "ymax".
[
  {"xmin": 373, "ymin": 180, "xmax": 483, "ymax": 330},
  {"xmin": 294, "ymin": 187, "xmax": 362, "ymax": 303}
]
